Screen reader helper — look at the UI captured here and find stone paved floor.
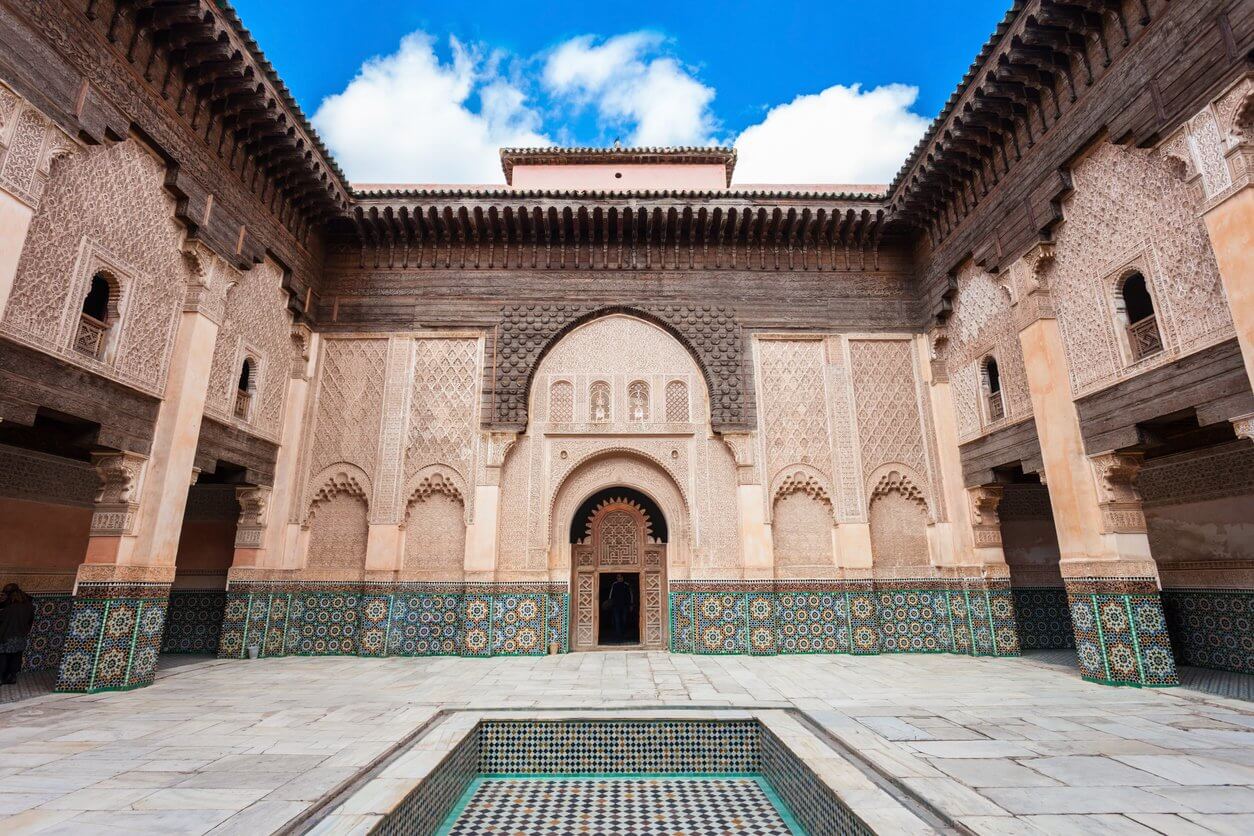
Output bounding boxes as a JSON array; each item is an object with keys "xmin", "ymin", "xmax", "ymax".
[{"xmin": 0, "ymin": 652, "xmax": 1251, "ymax": 835}]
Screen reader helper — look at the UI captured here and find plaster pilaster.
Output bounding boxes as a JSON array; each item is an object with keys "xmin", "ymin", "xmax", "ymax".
[
  {"xmin": 920, "ymin": 331, "xmax": 980, "ymax": 571},
  {"xmin": 0, "ymin": 189, "xmax": 33, "ymax": 322},
  {"xmin": 1202, "ymin": 184, "xmax": 1254, "ymax": 391}
]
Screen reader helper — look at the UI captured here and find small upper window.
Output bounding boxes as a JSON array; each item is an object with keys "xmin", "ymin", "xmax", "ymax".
[
  {"xmin": 234, "ymin": 357, "xmax": 255, "ymax": 420},
  {"xmin": 628, "ymin": 380, "xmax": 649, "ymax": 421},
  {"xmin": 75, "ymin": 272, "xmax": 115, "ymax": 360},
  {"xmin": 982, "ymin": 356, "xmax": 1004, "ymax": 423},
  {"xmin": 1120, "ymin": 272, "xmax": 1162, "ymax": 361},
  {"xmin": 590, "ymin": 381, "xmax": 611, "ymax": 422}
]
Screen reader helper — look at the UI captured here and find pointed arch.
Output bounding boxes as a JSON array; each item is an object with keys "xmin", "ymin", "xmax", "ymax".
[{"xmin": 496, "ymin": 304, "xmax": 743, "ymax": 432}]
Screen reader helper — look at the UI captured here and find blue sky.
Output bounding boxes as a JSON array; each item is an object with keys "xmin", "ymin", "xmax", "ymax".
[{"xmin": 231, "ymin": 0, "xmax": 1011, "ymax": 185}]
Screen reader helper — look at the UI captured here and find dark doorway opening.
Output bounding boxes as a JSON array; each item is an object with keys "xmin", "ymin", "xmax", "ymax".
[{"xmin": 599, "ymin": 572, "xmax": 640, "ymax": 646}]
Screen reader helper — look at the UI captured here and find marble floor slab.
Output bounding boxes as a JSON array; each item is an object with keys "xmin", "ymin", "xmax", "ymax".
[{"xmin": 0, "ymin": 651, "xmax": 1250, "ymax": 834}]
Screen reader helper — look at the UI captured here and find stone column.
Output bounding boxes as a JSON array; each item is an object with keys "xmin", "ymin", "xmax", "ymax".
[
  {"xmin": 1199, "ymin": 77, "xmax": 1254, "ymax": 389},
  {"xmin": 465, "ymin": 431, "xmax": 515, "ymax": 582},
  {"xmin": 921, "ymin": 329, "xmax": 978, "ymax": 571},
  {"xmin": 1014, "ymin": 243, "xmax": 1176, "ymax": 686},
  {"xmin": 57, "ymin": 241, "xmax": 228, "ymax": 693},
  {"xmin": 1204, "ymin": 185, "xmax": 1254, "ymax": 388}
]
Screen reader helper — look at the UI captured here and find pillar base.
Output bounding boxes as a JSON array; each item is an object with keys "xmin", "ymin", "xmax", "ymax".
[
  {"xmin": 55, "ymin": 582, "xmax": 171, "ymax": 693},
  {"xmin": 1065, "ymin": 577, "xmax": 1178, "ymax": 687}
]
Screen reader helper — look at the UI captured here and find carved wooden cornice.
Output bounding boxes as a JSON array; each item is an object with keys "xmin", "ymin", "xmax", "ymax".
[
  {"xmin": 336, "ymin": 197, "xmax": 894, "ymax": 272},
  {"xmin": 887, "ymin": 1, "xmax": 1165, "ymax": 243}
]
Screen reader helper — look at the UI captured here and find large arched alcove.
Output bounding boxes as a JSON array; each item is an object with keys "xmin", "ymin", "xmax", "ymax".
[{"xmin": 547, "ymin": 450, "xmax": 693, "ymax": 652}]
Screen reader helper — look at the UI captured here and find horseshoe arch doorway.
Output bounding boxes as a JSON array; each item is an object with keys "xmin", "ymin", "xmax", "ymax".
[{"xmin": 570, "ymin": 487, "xmax": 668, "ymax": 651}]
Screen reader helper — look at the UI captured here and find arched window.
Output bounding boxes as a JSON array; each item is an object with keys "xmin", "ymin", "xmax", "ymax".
[
  {"xmin": 981, "ymin": 356, "xmax": 1004, "ymax": 422},
  {"xmin": 234, "ymin": 357, "xmax": 255, "ymax": 420},
  {"xmin": 75, "ymin": 272, "xmax": 116, "ymax": 360},
  {"xmin": 1119, "ymin": 272, "xmax": 1162, "ymax": 360},
  {"xmin": 549, "ymin": 380, "xmax": 573, "ymax": 423},
  {"xmin": 589, "ymin": 381, "xmax": 611, "ymax": 422},
  {"xmin": 628, "ymin": 380, "xmax": 649, "ymax": 421},
  {"xmin": 665, "ymin": 379, "xmax": 689, "ymax": 422}
]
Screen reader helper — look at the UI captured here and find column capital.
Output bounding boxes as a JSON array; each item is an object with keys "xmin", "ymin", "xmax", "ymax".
[
  {"xmin": 89, "ymin": 451, "xmax": 148, "ymax": 536},
  {"xmin": 967, "ymin": 484, "xmax": 1004, "ymax": 549},
  {"xmin": 1012, "ymin": 241, "xmax": 1057, "ymax": 330},
  {"xmin": 180, "ymin": 239, "xmax": 234, "ymax": 323},
  {"xmin": 719, "ymin": 430, "xmax": 759, "ymax": 485},
  {"xmin": 927, "ymin": 325, "xmax": 950, "ymax": 383},
  {"xmin": 1088, "ymin": 451, "xmax": 1147, "ymax": 534},
  {"xmin": 290, "ymin": 323, "xmax": 313, "ymax": 379},
  {"xmin": 234, "ymin": 485, "xmax": 271, "ymax": 549},
  {"xmin": 1232, "ymin": 413, "xmax": 1254, "ymax": 442}
]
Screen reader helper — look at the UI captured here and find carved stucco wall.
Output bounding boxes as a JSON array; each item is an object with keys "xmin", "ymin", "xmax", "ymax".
[
  {"xmin": 1049, "ymin": 142, "xmax": 1232, "ymax": 398},
  {"xmin": 868, "ymin": 489, "xmax": 929, "ymax": 572},
  {"xmin": 2, "ymin": 139, "xmax": 188, "ymax": 397},
  {"xmin": 403, "ymin": 493, "xmax": 466, "ymax": 579},
  {"xmin": 306, "ymin": 493, "xmax": 369, "ymax": 573},
  {"xmin": 490, "ymin": 303, "xmax": 748, "ymax": 432},
  {"xmin": 203, "ymin": 259, "xmax": 291, "ymax": 441},
  {"xmin": 756, "ymin": 339, "xmax": 833, "ymax": 493},
  {"xmin": 0, "ymin": 82, "xmax": 76, "ymax": 210},
  {"xmin": 772, "ymin": 491, "xmax": 835, "ymax": 578},
  {"xmin": 847, "ymin": 338, "xmax": 941, "ymax": 519},
  {"xmin": 947, "ymin": 262, "xmax": 1032, "ymax": 443},
  {"xmin": 497, "ymin": 314, "xmax": 739, "ymax": 577},
  {"xmin": 303, "ymin": 338, "xmax": 388, "ymax": 514},
  {"xmin": 300, "ymin": 335, "xmax": 482, "ymax": 531}
]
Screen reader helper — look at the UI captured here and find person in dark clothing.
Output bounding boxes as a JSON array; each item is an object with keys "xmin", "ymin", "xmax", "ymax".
[
  {"xmin": 606, "ymin": 574, "xmax": 635, "ymax": 642},
  {"xmin": 0, "ymin": 583, "xmax": 36, "ymax": 685}
]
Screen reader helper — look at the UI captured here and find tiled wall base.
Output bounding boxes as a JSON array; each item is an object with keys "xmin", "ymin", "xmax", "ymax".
[
  {"xmin": 217, "ymin": 582, "xmax": 569, "ymax": 659},
  {"xmin": 1012, "ymin": 587, "xmax": 1075, "ymax": 650},
  {"xmin": 54, "ymin": 583, "xmax": 170, "ymax": 693},
  {"xmin": 1065, "ymin": 578, "xmax": 1178, "ymax": 687},
  {"xmin": 161, "ymin": 591, "xmax": 226, "ymax": 654},
  {"xmin": 21, "ymin": 593, "xmax": 72, "ymax": 671},
  {"xmin": 668, "ymin": 579, "xmax": 1020, "ymax": 658},
  {"xmin": 1161, "ymin": 588, "xmax": 1253, "ymax": 675}
]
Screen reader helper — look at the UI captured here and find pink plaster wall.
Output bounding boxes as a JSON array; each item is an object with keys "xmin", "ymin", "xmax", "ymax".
[
  {"xmin": 1002, "ymin": 518, "xmax": 1064, "ymax": 586},
  {"xmin": 173, "ymin": 519, "xmax": 235, "ymax": 572},
  {"xmin": 0, "ymin": 497, "xmax": 90, "ymax": 590},
  {"xmin": 510, "ymin": 163, "xmax": 727, "ymax": 191},
  {"xmin": 1148, "ymin": 495, "xmax": 1254, "ymax": 588}
]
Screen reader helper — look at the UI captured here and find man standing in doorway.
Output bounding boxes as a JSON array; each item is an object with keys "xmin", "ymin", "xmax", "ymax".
[{"xmin": 607, "ymin": 574, "xmax": 635, "ymax": 643}]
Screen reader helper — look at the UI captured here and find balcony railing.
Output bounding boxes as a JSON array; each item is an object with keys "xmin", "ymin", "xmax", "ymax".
[
  {"xmin": 986, "ymin": 391, "xmax": 1005, "ymax": 422},
  {"xmin": 233, "ymin": 390, "xmax": 252, "ymax": 420},
  {"xmin": 74, "ymin": 314, "xmax": 106, "ymax": 359},
  {"xmin": 1127, "ymin": 316, "xmax": 1162, "ymax": 360}
]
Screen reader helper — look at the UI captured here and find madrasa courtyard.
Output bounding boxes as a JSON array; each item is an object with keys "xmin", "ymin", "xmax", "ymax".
[{"xmin": 0, "ymin": 0, "xmax": 1253, "ymax": 832}]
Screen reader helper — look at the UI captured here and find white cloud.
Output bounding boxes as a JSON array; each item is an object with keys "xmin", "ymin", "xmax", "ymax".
[
  {"xmin": 543, "ymin": 33, "xmax": 717, "ymax": 146},
  {"xmin": 733, "ymin": 83, "xmax": 930, "ymax": 184},
  {"xmin": 312, "ymin": 32, "xmax": 549, "ymax": 184}
]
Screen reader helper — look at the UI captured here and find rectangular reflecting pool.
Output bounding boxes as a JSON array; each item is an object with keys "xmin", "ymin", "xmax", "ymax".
[{"xmin": 308, "ymin": 712, "xmax": 936, "ymax": 835}]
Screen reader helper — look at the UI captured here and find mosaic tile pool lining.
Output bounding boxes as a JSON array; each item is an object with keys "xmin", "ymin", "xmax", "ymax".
[
  {"xmin": 358, "ymin": 717, "xmax": 878, "ymax": 836},
  {"xmin": 439, "ymin": 775, "xmax": 803, "ymax": 835}
]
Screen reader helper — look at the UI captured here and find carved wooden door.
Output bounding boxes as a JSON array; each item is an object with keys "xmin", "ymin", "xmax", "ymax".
[{"xmin": 570, "ymin": 500, "xmax": 666, "ymax": 651}]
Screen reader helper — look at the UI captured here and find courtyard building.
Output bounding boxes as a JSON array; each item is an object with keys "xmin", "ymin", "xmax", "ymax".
[{"xmin": 0, "ymin": 0, "xmax": 1249, "ymax": 703}]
